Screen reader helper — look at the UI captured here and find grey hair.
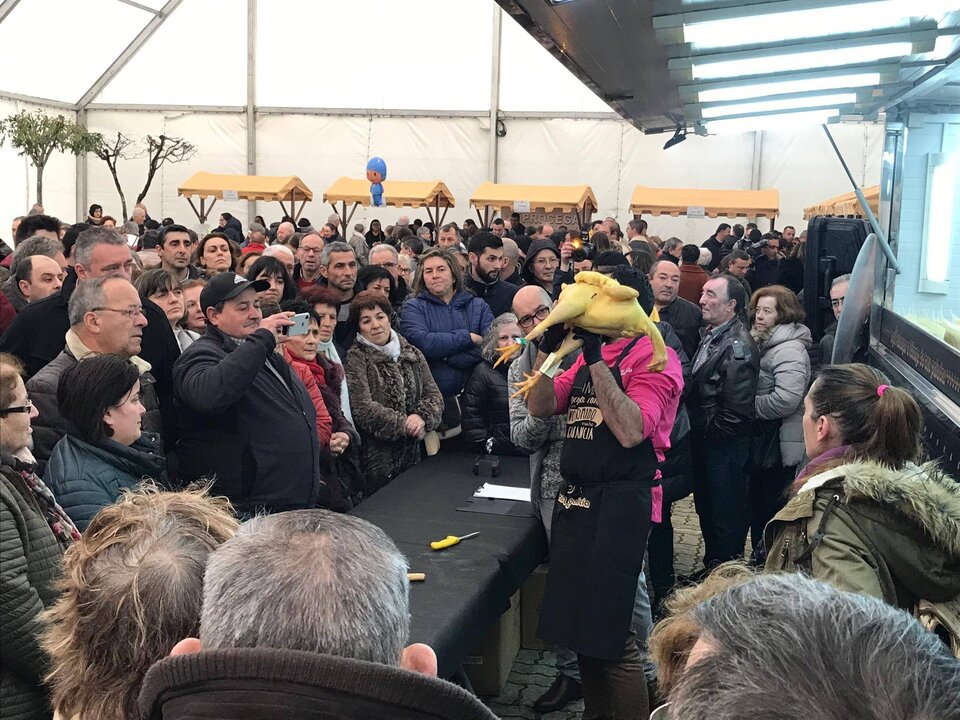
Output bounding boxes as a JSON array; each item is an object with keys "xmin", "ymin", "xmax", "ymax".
[
  {"xmin": 262, "ymin": 244, "xmax": 294, "ymax": 262},
  {"xmin": 501, "ymin": 238, "xmax": 520, "ymax": 261},
  {"xmin": 74, "ymin": 226, "xmax": 127, "ymax": 267},
  {"xmin": 696, "ymin": 247, "xmax": 712, "ymax": 267},
  {"xmin": 200, "ymin": 510, "xmax": 410, "ymax": 666},
  {"xmin": 481, "ymin": 313, "xmax": 520, "ymax": 364},
  {"xmin": 10, "ymin": 235, "xmax": 63, "ymax": 273},
  {"xmin": 669, "ymin": 573, "xmax": 960, "ymax": 720},
  {"xmin": 320, "ymin": 241, "xmax": 356, "ymax": 266},
  {"xmin": 353, "ymin": 222, "xmax": 365, "ymax": 233},
  {"xmin": 68, "ymin": 277, "xmax": 116, "ymax": 326},
  {"xmin": 663, "ymin": 236, "xmax": 683, "ymax": 254},
  {"xmin": 368, "ymin": 243, "xmax": 399, "ymax": 261},
  {"xmin": 832, "ymin": 273, "xmax": 852, "ymax": 289}
]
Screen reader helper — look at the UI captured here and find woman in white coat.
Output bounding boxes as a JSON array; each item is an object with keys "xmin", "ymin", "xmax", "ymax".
[{"xmin": 747, "ymin": 285, "xmax": 811, "ymax": 551}]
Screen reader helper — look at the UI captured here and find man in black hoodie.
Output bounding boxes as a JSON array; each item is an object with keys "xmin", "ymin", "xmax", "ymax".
[
  {"xmin": 464, "ymin": 232, "xmax": 518, "ymax": 317},
  {"xmin": 521, "ymin": 239, "xmax": 561, "ymax": 295}
]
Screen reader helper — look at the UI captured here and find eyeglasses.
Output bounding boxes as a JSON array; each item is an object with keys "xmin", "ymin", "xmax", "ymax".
[
  {"xmin": 831, "ymin": 296, "xmax": 845, "ymax": 308},
  {"xmin": 0, "ymin": 398, "xmax": 32, "ymax": 416},
  {"xmin": 92, "ymin": 306, "xmax": 144, "ymax": 319},
  {"xmin": 518, "ymin": 305, "xmax": 550, "ymax": 329},
  {"xmin": 399, "ymin": 267, "xmax": 412, "ymax": 277},
  {"xmin": 533, "ymin": 257, "xmax": 559, "ymax": 267},
  {"xmin": 300, "ymin": 246, "xmax": 323, "ymax": 254}
]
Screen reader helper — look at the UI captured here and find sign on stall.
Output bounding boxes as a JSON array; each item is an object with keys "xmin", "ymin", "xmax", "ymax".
[
  {"xmin": 519, "ymin": 211, "xmax": 580, "ymax": 229},
  {"xmin": 513, "ymin": 200, "xmax": 531, "ymax": 213},
  {"xmin": 223, "ymin": 190, "xmax": 240, "ymax": 201},
  {"xmin": 686, "ymin": 206, "xmax": 706, "ymax": 218}
]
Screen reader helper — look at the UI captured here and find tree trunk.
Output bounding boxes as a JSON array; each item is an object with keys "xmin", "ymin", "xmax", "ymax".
[
  {"xmin": 107, "ymin": 159, "xmax": 128, "ymax": 221},
  {"xmin": 35, "ymin": 162, "xmax": 44, "ymax": 206}
]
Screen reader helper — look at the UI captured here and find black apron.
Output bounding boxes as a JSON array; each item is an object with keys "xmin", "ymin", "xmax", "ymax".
[{"xmin": 538, "ymin": 338, "xmax": 660, "ymax": 660}]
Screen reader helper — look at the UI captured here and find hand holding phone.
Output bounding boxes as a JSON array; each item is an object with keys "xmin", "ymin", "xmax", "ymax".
[{"xmin": 282, "ymin": 312, "xmax": 311, "ymax": 337}]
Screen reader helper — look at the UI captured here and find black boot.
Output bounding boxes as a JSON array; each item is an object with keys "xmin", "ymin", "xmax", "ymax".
[{"xmin": 533, "ymin": 675, "xmax": 582, "ymax": 712}]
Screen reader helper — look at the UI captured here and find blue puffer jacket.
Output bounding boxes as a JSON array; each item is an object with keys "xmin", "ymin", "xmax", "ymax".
[
  {"xmin": 45, "ymin": 432, "xmax": 166, "ymax": 532},
  {"xmin": 400, "ymin": 289, "xmax": 494, "ymax": 397}
]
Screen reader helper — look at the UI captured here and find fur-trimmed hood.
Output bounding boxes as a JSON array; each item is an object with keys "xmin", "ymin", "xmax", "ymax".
[{"xmin": 824, "ymin": 460, "xmax": 960, "ymax": 559}]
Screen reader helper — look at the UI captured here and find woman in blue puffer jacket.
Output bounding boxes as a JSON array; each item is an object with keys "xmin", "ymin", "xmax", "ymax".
[
  {"xmin": 45, "ymin": 355, "xmax": 166, "ymax": 531},
  {"xmin": 400, "ymin": 248, "xmax": 494, "ymax": 398}
]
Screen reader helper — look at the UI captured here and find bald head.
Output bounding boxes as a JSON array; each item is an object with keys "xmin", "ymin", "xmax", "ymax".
[
  {"xmin": 276, "ymin": 222, "xmax": 296, "ymax": 244},
  {"xmin": 500, "ymin": 237, "xmax": 520, "ymax": 281},
  {"xmin": 512, "ymin": 284, "xmax": 552, "ymax": 320}
]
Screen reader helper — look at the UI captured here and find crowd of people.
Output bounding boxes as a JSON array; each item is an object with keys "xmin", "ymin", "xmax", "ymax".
[{"xmin": 1, "ymin": 203, "xmax": 958, "ymax": 720}]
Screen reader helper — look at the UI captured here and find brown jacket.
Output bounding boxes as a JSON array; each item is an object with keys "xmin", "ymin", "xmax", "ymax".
[
  {"xmin": 678, "ymin": 263, "xmax": 709, "ymax": 305},
  {"xmin": 345, "ymin": 335, "xmax": 443, "ymax": 496}
]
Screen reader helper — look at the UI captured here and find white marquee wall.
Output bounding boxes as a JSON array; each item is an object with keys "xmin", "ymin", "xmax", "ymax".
[{"xmin": 1, "ymin": 98, "xmax": 882, "ymax": 244}]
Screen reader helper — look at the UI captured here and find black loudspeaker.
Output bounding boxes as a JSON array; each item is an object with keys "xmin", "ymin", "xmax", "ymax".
[{"xmin": 803, "ymin": 217, "xmax": 870, "ymax": 339}]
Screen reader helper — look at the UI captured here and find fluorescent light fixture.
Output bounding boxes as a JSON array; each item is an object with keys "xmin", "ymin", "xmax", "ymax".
[
  {"xmin": 920, "ymin": 153, "xmax": 956, "ymax": 290},
  {"xmin": 701, "ymin": 93, "xmax": 857, "ymax": 119},
  {"xmin": 682, "ymin": 0, "xmax": 955, "ymax": 50},
  {"xmin": 705, "ymin": 108, "xmax": 839, "ymax": 134},
  {"xmin": 693, "ymin": 42, "xmax": 913, "ymax": 80},
  {"xmin": 698, "ymin": 73, "xmax": 881, "ymax": 103}
]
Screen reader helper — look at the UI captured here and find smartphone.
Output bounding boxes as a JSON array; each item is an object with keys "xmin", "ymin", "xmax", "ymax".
[{"xmin": 282, "ymin": 312, "xmax": 310, "ymax": 336}]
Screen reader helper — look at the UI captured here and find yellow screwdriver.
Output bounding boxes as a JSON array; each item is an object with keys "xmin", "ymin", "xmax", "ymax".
[{"xmin": 430, "ymin": 531, "xmax": 480, "ymax": 551}]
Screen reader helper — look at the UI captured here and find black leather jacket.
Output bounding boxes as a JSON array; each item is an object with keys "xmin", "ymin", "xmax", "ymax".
[{"xmin": 686, "ymin": 317, "xmax": 759, "ymax": 439}]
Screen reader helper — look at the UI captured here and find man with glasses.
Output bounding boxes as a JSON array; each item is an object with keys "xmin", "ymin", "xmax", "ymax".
[
  {"xmin": 1, "ymin": 227, "xmax": 181, "ymax": 416},
  {"xmin": 294, "ymin": 231, "xmax": 325, "ymax": 291},
  {"xmin": 369, "ymin": 243, "xmax": 410, "ymax": 308},
  {"xmin": 158, "ymin": 224, "xmax": 201, "ymax": 283},
  {"xmin": 26, "ymin": 276, "xmax": 163, "ymax": 472},
  {"xmin": 818, "ymin": 273, "xmax": 850, "ymax": 366},
  {"xmin": 520, "ymin": 239, "xmax": 561, "ymax": 295},
  {"xmin": 507, "ymin": 283, "xmax": 584, "ymax": 712}
]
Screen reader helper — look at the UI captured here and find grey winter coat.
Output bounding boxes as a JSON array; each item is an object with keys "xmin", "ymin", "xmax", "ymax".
[
  {"xmin": 754, "ymin": 322, "xmax": 811, "ymax": 468},
  {"xmin": 508, "ymin": 341, "xmax": 576, "ymax": 500}
]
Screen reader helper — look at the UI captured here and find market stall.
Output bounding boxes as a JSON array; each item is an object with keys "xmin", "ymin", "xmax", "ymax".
[
  {"xmin": 469, "ymin": 182, "xmax": 598, "ymax": 229},
  {"xmin": 323, "ymin": 177, "xmax": 456, "ymax": 230},
  {"xmin": 802, "ymin": 185, "xmax": 880, "ymax": 220},
  {"xmin": 177, "ymin": 172, "xmax": 313, "ymax": 223},
  {"xmin": 629, "ymin": 185, "xmax": 780, "ymax": 228}
]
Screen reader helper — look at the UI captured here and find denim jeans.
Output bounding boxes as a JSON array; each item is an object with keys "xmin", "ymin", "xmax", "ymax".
[
  {"xmin": 632, "ymin": 569, "xmax": 657, "ymax": 682},
  {"xmin": 536, "ymin": 493, "xmax": 581, "ymax": 681}
]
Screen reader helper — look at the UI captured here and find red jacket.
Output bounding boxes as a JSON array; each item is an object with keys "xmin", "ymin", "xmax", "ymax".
[
  {"xmin": 283, "ymin": 347, "xmax": 333, "ymax": 448},
  {"xmin": 678, "ymin": 263, "xmax": 709, "ymax": 305}
]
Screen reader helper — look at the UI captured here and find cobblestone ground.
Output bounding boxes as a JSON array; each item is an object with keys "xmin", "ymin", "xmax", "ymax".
[{"xmin": 483, "ymin": 497, "xmax": 705, "ymax": 719}]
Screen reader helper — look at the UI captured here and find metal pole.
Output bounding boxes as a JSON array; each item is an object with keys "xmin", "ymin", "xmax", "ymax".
[
  {"xmin": 487, "ymin": 6, "xmax": 502, "ymax": 184},
  {"xmin": 76, "ymin": 107, "xmax": 88, "ymax": 223},
  {"xmin": 821, "ymin": 124, "xmax": 900, "ymax": 273},
  {"xmin": 246, "ymin": 0, "xmax": 257, "ymax": 228}
]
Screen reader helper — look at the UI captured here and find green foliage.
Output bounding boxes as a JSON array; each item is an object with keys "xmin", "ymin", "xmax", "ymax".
[{"xmin": 0, "ymin": 108, "xmax": 102, "ymax": 204}]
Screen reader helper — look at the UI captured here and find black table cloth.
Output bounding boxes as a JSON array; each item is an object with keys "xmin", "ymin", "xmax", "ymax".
[{"xmin": 349, "ymin": 452, "xmax": 547, "ymax": 678}]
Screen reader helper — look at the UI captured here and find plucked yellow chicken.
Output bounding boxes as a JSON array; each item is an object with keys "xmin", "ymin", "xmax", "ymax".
[{"xmin": 494, "ymin": 270, "xmax": 667, "ymax": 398}]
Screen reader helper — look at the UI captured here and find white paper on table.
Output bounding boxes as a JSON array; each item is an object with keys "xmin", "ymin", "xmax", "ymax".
[{"xmin": 473, "ymin": 483, "xmax": 531, "ymax": 502}]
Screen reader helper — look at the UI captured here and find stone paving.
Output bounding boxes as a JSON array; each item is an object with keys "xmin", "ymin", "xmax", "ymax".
[{"xmin": 483, "ymin": 496, "xmax": 705, "ymax": 719}]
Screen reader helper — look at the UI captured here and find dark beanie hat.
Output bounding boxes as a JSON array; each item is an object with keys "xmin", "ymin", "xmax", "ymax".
[
  {"xmin": 610, "ymin": 265, "xmax": 655, "ymax": 314},
  {"xmin": 595, "ymin": 251, "xmax": 629, "ymax": 268}
]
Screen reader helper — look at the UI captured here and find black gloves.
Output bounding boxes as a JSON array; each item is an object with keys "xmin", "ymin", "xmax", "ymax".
[
  {"xmin": 538, "ymin": 324, "xmax": 567, "ymax": 354},
  {"xmin": 573, "ymin": 329, "xmax": 604, "ymax": 365}
]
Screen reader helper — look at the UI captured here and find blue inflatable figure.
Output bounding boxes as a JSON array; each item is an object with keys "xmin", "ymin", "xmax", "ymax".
[{"xmin": 366, "ymin": 157, "xmax": 387, "ymax": 207}]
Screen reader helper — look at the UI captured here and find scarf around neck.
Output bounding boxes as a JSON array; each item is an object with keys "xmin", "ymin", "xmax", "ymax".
[
  {"xmin": 357, "ymin": 329, "xmax": 401, "ymax": 360},
  {"xmin": 317, "ymin": 338, "xmax": 352, "ymax": 424}
]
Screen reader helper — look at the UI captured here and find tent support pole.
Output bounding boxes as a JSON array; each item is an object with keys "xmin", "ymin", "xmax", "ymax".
[
  {"xmin": 439, "ymin": 207, "xmax": 449, "ymax": 225},
  {"xmin": 245, "ymin": 0, "xmax": 257, "ymax": 228},
  {"xmin": 476, "ymin": 209, "xmax": 485, "ymax": 227},
  {"xmin": 425, "ymin": 206, "xmax": 436, "ymax": 227},
  {"xmin": 295, "ymin": 198, "xmax": 307, "ymax": 221},
  {"xmin": 186, "ymin": 197, "xmax": 203, "ymax": 224},
  {"xmin": 345, "ymin": 202, "xmax": 360, "ymax": 229},
  {"xmin": 487, "ymin": 4, "xmax": 502, "ymax": 183},
  {"xmin": 821, "ymin": 124, "xmax": 899, "ymax": 273},
  {"xmin": 205, "ymin": 198, "xmax": 217, "ymax": 223}
]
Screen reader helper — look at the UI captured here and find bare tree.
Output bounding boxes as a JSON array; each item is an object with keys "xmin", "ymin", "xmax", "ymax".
[
  {"xmin": 136, "ymin": 134, "xmax": 197, "ymax": 205},
  {"xmin": 93, "ymin": 131, "xmax": 136, "ymax": 221}
]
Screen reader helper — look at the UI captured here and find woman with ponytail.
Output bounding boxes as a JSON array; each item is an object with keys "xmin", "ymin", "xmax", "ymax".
[{"xmin": 764, "ymin": 363, "xmax": 960, "ymax": 611}]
